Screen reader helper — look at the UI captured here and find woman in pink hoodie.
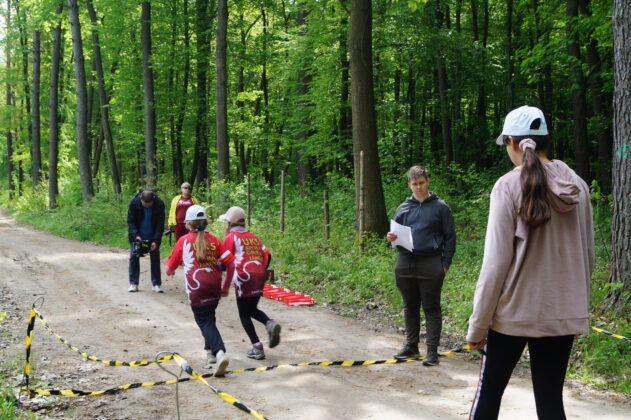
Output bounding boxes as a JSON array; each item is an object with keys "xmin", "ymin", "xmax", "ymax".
[{"xmin": 467, "ymin": 106, "xmax": 594, "ymax": 420}]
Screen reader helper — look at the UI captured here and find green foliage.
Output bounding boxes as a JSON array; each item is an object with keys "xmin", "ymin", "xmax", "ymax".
[{"xmin": 572, "ymin": 321, "xmax": 631, "ymax": 393}]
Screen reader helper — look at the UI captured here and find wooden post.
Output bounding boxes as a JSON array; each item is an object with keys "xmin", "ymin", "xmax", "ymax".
[
  {"xmin": 358, "ymin": 150, "xmax": 365, "ymax": 248},
  {"xmin": 323, "ymin": 188, "xmax": 330, "ymax": 241},
  {"xmin": 280, "ymin": 169, "xmax": 285, "ymax": 232},
  {"xmin": 247, "ymin": 173, "xmax": 251, "ymax": 227}
]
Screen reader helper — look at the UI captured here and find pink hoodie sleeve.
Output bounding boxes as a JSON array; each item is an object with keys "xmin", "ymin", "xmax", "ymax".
[{"xmin": 467, "ymin": 183, "xmax": 516, "ymax": 343}]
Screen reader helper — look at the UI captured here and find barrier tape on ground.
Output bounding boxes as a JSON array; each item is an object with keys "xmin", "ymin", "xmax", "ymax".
[
  {"xmin": 33, "ymin": 309, "xmax": 173, "ymax": 366},
  {"xmin": 591, "ymin": 327, "xmax": 631, "ymax": 343},
  {"xmin": 21, "ymin": 347, "xmax": 475, "ymax": 397},
  {"xmin": 173, "ymin": 354, "xmax": 267, "ymax": 420},
  {"xmin": 21, "ymin": 378, "xmax": 184, "ymax": 397},
  {"xmin": 225, "ymin": 347, "xmax": 470, "ymax": 375}
]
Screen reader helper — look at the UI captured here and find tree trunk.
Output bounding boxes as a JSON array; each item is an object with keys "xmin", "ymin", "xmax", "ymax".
[
  {"xmin": 236, "ymin": 13, "xmax": 247, "ymax": 177},
  {"xmin": 566, "ymin": 0, "xmax": 590, "ymax": 182},
  {"xmin": 67, "ymin": 0, "xmax": 94, "ymax": 201},
  {"xmin": 141, "ymin": 1, "xmax": 157, "ymax": 188},
  {"xmin": 608, "ymin": 0, "xmax": 631, "ymax": 312},
  {"xmin": 216, "ymin": 0, "xmax": 229, "ymax": 179},
  {"xmin": 86, "ymin": 0, "xmax": 121, "ymax": 195},
  {"xmin": 434, "ymin": 3, "xmax": 453, "ymax": 168},
  {"xmin": 406, "ymin": 66, "xmax": 418, "ymax": 166},
  {"xmin": 349, "ymin": 0, "xmax": 388, "ymax": 236},
  {"xmin": 192, "ymin": 0, "xmax": 210, "ymax": 186},
  {"xmin": 48, "ymin": 1, "xmax": 63, "ymax": 202},
  {"xmin": 173, "ymin": 0, "xmax": 189, "ymax": 185},
  {"xmin": 5, "ymin": 0, "xmax": 14, "ymax": 198},
  {"xmin": 15, "ymin": 0, "xmax": 32, "ymax": 161},
  {"xmin": 470, "ymin": 0, "xmax": 479, "ymax": 41},
  {"xmin": 296, "ymin": 5, "xmax": 311, "ymax": 189},
  {"xmin": 505, "ymin": 0, "xmax": 514, "ymax": 110},
  {"xmin": 580, "ymin": 0, "xmax": 612, "ymax": 193},
  {"xmin": 338, "ymin": 2, "xmax": 352, "ymax": 175},
  {"xmin": 31, "ymin": 29, "xmax": 41, "ymax": 186}
]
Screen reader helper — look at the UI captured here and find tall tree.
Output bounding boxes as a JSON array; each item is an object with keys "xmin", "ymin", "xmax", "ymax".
[
  {"xmin": 609, "ymin": 0, "xmax": 631, "ymax": 312},
  {"xmin": 505, "ymin": 0, "xmax": 514, "ymax": 110},
  {"xmin": 86, "ymin": 0, "xmax": 121, "ymax": 194},
  {"xmin": 141, "ymin": 1, "xmax": 157, "ymax": 188},
  {"xmin": 216, "ymin": 0, "xmax": 229, "ymax": 178},
  {"xmin": 5, "ymin": 0, "xmax": 14, "ymax": 197},
  {"xmin": 434, "ymin": 1, "xmax": 453, "ymax": 169},
  {"xmin": 338, "ymin": 0, "xmax": 352, "ymax": 174},
  {"xmin": 191, "ymin": 0, "xmax": 210, "ymax": 185},
  {"xmin": 31, "ymin": 29, "xmax": 41, "ymax": 186},
  {"xmin": 580, "ymin": 0, "xmax": 612, "ymax": 192},
  {"xmin": 173, "ymin": 0, "xmax": 190, "ymax": 185},
  {"xmin": 566, "ymin": 0, "xmax": 590, "ymax": 181},
  {"xmin": 296, "ymin": 4, "xmax": 311, "ymax": 189},
  {"xmin": 47, "ymin": 3, "xmax": 62, "ymax": 208},
  {"xmin": 349, "ymin": 0, "xmax": 388, "ymax": 236},
  {"xmin": 67, "ymin": 0, "xmax": 94, "ymax": 201}
]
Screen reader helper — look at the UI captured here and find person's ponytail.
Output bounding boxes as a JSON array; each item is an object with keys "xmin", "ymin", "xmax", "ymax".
[
  {"xmin": 519, "ymin": 144, "xmax": 551, "ymax": 228},
  {"xmin": 186, "ymin": 219, "xmax": 208, "ymax": 261}
]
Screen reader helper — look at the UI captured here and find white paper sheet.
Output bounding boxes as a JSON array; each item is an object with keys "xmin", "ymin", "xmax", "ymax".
[{"xmin": 390, "ymin": 219, "xmax": 414, "ymax": 252}]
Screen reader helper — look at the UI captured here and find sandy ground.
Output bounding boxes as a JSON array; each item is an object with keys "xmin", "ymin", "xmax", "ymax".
[{"xmin": 0, "ymin": 209, "xmax": 629, "ymax": 420}]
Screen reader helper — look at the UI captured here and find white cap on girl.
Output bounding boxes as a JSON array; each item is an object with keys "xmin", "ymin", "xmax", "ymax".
[
  {"xmin": 496, "ymin": 105, "xmax": 549, "ymax": 145},
  {"xmin": 185, "ymin": 205, "xmax": 207, "ymax": 222}
]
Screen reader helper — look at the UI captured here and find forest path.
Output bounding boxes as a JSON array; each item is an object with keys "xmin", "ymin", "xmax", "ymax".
[{"xmin": 1, "ymin": 210, "xmax": 629, "ymax": 419}]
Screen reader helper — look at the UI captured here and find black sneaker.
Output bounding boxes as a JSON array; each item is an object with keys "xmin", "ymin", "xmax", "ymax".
[
  {"xmin": 422, "ymin": 346, "xmax": 440, "ymax": 366},
  {"xmin": 394, "ymin": 344, "xmax": 420, "ymax": 360}
]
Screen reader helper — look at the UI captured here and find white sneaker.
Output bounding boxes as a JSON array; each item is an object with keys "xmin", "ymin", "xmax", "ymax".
[
  {"xmin": 206, "ymin": 350, "xmax": 217, "ymax": 364},
  {"xmin": 214, "ymin": 350, "xmax": 229, "ymax": 377},
  {"xmin": 128, "ymin": 284, "xmax": 138, "ymax": 292},
  {"xmin": 152, "ymin": 285, "xmax": 163, "ymax": 293}
]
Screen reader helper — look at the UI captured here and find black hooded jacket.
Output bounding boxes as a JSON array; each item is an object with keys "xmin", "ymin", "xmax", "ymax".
[
  {"xmin": 393, "ymin": 192, "xmax": 456, "ymax": 267},
  {"xmin": 127, "ymin": 190, "xmax": 165, "ymax": 245}
]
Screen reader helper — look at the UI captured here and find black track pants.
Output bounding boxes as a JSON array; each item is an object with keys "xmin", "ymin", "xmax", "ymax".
[
  {"xmin": 470, "ymin": 329, "xmax": 574, "ymax": 420},
  {"xmin": 236, "ymin": 296, "xmax": 270, "ymax": 344}
]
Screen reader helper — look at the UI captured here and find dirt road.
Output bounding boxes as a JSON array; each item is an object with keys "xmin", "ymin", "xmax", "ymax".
[{"xmin": 1, "ymin": 210, "xmax": 629, "ymax": 419}]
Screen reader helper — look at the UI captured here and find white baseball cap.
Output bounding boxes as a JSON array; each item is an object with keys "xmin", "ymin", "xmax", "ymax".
[
  {"xmin": 496, "ymin": 105, "xmax": 549, "ymax": 145},
  {"xmin": 219, "ymin": 206, "xmax": 246, "ymax": 224},
  {"xmin": 185, "ymin": 205, "xmax": 207, "ymax": 222}
]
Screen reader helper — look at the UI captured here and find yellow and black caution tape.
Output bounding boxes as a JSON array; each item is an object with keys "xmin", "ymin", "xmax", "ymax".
[
  {"xmin": 21, "ymin": 378, "xmax": 184, "ymax": 397},
  {"xmin": 225, "ymin": 347, "xmax": 470, "ymax": 375},
  {"xmin": 32, "ymin": 309, "xmax": 173, "ymax": 366},
  {"xmin": 24, "ymin": 307, "xmax": 36, "ymax": 391},
  {"xmin": 172, "ymin": 353, "xmax": 267, "ymax": 420},
  {"xmin": 21, "ymin": 347, "xmax": 474, "ymax": 397},
  {"xmin": 592, "ymin": 326, "xmax": 631, "ymax": 343}
]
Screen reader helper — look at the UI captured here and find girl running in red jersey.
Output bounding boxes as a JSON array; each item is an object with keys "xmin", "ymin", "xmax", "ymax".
[
  {"xmin": 220, "ymin": 206, "xmax": 281, "ymax": 360},
  {"xmin": 165, "ymin": 205, "xmax": 235, "ymax": 376}
]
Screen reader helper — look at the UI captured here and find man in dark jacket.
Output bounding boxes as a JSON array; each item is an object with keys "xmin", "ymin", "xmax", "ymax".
[
  {"xmin": 127, "ymin": 190, "xmax": 165, "ymax": 292},
  {"xmin": 386, "ymin": 166, "xmax": 456, "ymax": 366}
]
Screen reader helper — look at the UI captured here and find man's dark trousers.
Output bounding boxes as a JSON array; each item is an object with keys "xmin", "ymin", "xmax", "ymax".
[{"xmin": 128, "ymin": 243, "xmax": 161, "ymax": 286}]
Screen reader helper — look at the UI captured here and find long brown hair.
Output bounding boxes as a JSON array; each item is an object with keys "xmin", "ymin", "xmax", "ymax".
[
  {"xmin": 186, "ymin": 219, "xmax": 209, "ymax": 261},
  {"xmin": 503, "ymin": 119, "xmax": 552, "ymax": 228}
]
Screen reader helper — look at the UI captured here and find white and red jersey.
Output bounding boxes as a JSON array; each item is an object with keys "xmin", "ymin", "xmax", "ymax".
[
  {"xmin": 223, "ymin": 227, "xmax": 270, "ymax": 298},
  {"xmin": 166, "ymin": 232, "xmax": 234, "ymax": 306}
]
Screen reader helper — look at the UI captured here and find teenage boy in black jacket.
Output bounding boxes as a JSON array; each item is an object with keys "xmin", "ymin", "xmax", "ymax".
[
  {"xmin": 387, "ymin": 166, "xmax": 456, "ymax": 366},
  {"xmin": 127, "ymin": 190, "xmax": 165, "ymax": 292}
]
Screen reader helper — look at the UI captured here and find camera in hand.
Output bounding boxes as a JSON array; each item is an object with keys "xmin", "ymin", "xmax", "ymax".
[{"xmin": 133, "ymin": 239, "xmax": 151, "ymax": 258}]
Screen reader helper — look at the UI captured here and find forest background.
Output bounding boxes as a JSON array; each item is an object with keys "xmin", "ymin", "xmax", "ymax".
[{"xmin": 0, "ymin": 0, "xmax": 629, "ymax": 404}]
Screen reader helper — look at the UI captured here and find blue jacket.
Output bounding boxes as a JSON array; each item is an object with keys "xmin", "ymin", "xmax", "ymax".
[
  {"xmin": 127, "ymin": 191, "xmax": 165, "ymax": 246},
  {"xmin": 393, "ymin": 192, "xmax": 456, "ymax": 267}
]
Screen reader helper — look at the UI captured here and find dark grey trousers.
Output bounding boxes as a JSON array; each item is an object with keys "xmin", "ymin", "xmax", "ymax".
[{"xmin": 395, "ymin": 253, "xmax": 445, "ymax": 347}]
